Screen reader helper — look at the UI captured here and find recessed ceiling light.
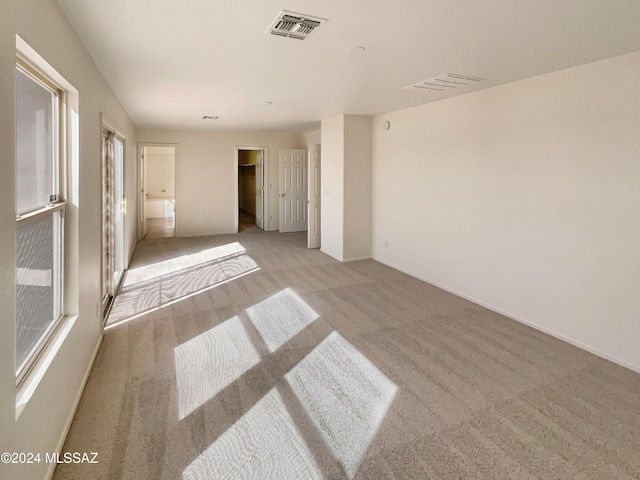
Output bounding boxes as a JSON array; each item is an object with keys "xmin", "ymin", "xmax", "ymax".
[
  {"xmin": 347, "ymin": 46, "xmax": 366, "ymax": 54},
  {"xmin": 262, "ymin": 101, "xmax": 273, "ymax": 105},
  {"xmin": 202, "ymin": 115, "xmax": 219, "ymax": 120}
]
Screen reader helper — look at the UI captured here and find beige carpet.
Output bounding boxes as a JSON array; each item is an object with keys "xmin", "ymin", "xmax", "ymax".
[
  {"xmin": 145, "ymin": 218, "xmax": 175, "ymax": 239},
  {"xmin": 54, "ymin": 229, "xmax": 640, "ymax": 479}
]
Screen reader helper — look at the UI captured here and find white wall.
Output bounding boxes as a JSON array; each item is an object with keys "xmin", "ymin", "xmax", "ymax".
[
  {"xmin": 0, "ymin": 1, "xmax": 137, "ymax": 479},
  {"xmin": 320, "ymin": 116, "xmax": 345, "ymax": 261},
  {"xmin": 304, "ymin": 129, "xmax": 321, "ymax": 146},
  {"xmin": 320, "ymin": 116, "xmax": 372, "ymax": 262},
  {"xmin": 343, "ymin": 116, "xmax": 372, "ymax": 261},
  {"xmin": 145, "ymin": 152, "xmax": 175, "ymax": 198},
  {"xmin": 137, "ymin": 129, "xmax": 305, "ymax": 236},
  {"xmin": 372, "ymin": 51, "xmax": 640, "ymax": 372}
]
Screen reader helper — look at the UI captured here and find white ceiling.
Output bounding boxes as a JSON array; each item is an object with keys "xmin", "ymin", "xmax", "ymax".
[{"xmin": 56, "ymin": 0, "xmax": 640, "ymax": 133}]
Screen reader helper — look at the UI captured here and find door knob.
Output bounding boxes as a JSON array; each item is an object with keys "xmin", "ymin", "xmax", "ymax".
[{"xmin": 280, "ymin": 193, "xmax": 285, "ymax": 197}]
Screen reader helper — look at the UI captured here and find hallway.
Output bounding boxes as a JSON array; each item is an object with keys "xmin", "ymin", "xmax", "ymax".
[{"xmin": 144, "ymin": 218, "xmax": 176, "ymax": 239}]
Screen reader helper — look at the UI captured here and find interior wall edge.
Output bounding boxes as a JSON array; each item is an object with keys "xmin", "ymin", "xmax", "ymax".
[{"xmin": 320, "ymin": 248, "xmax": 343, "ymax": 263}]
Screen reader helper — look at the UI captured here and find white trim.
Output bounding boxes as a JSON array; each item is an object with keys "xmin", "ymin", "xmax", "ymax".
[
  {"xmin": 137, "ymin": 143, "xmax": 145, "ymax": 240},
  {"xmin": 342, "ymin": 255, "xmax": 371, "ymax": 263},
  {"xmin": 16, "ymin": 201, "xmax": 65, "ymax": 223},
  {"xmin": 44, "ymin": 335, "xmax": 103, "ymax": 480},
  {"xmin": 234, "ymin": 149, "xmax": 239, "ymax": 232},
  {"xmin": 320, "ymin": 248, "xmax": 342, "ymax": 262},
  {"xmin": 16, "ymin": 36, "xmax": 76, "ymax": 93},
  {"xmin": 16, "ymin": 315, "xmax": 78, "ymax": 418},
  {"xmin": 100, "ymin": 113, "xmax": 127, "ymax": 140},
  {"xmin": 373, "ymin": 257, "xmax": 640, "ymax": 375},
  {"xmin": 179, "ymin": 229, "xmax": 238, "ymax": 238},
  {"xmin": 129, "ymin": 239, "xmax": 137, "ymax": 264},
  {"xmin": 14, "ymin": 40, "xmax": 71, "ymax": 388}
]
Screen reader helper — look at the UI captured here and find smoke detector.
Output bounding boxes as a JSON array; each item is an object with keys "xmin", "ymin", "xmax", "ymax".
[
  {"xmin": 402, "ymin": 73, "xmax": 485, "ymax": 92},
  {"xmin": 266, "ymin": 10, "xmax": 328, "ymax": 40}
]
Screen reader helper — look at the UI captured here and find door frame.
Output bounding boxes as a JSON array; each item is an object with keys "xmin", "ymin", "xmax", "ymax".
[
  {"xmin": 137, "ymin": 142, "xmax": 179, "ymax": 240},
  {"xmin": 101, "ymin": 114, "xmax": 126, "ymax": 322},
  {"xmin": 235, "ymin": 146, "xmax": 269, "ymax": 232}
]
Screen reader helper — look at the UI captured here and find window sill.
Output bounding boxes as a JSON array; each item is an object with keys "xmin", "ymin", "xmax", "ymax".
[{"xmin": 15, "ymin": 315, "xmax": 78, "ymax": 420}]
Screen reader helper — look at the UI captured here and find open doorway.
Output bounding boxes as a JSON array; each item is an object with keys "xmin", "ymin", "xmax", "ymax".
[
  {"xmin": 236, "ymin": 146, "xmax": 268, "ymax": 232},
  {"xmin": 139, "ymin": 144, "xmax": 177, "ymax": 239}
]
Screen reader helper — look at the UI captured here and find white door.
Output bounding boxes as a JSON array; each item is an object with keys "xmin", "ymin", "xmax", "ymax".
[
  {"xmin": 279, "ymin": 149, "xmax": 308, "ymax": 233},
  {"xmin": 307, "ymin": 144, "xmax": 321, "ymax": 248},
  {"xmin": 255, "ymin": 150, "xmax": 264, "ymax": 230}
]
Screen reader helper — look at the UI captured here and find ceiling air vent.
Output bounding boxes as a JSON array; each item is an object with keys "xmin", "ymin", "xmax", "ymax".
[
  {"xmin": 266, "ymin": 10, "xmax": 328, "ymax": 41},
  {"xmin": 402, "ymin": 73, "xmax": 485, "ymax": 92}
]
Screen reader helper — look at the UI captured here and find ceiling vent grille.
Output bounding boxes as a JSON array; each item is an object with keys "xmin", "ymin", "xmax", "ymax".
[
  {"xmin": 266, "ymin": 10, "xmax": 328, "ymax": 40},
  {"xmin": 402, "ymin": 73, "xmax": 485, "ymax": 92}
]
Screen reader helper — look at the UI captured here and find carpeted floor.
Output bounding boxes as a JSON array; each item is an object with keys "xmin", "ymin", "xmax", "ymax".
[
  {"xmin": 54, "ymin": 229, "xmax": 640, "ymax": 479},
  {"xmin": 145, "ymin": 218, "xmax": 175, "ymax": 239},
  {"xmin": 238, "ymin": 209, "xmax": 256, "ymax": 232}
]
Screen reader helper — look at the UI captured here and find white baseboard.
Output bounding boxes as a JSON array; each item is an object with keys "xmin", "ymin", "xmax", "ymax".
[
  {"xmin": 128, "ymin": 239, "xmax": 137, "ymax": 265},
  {"xmin": 373, "ymin": 257, "xmax": 640, "ymax": 375},
  {"xmin": 320, "ymin": 248, "xmax": 342, "ymax": 262},
  {"xmin": 177, "ymin": 230, "xmax": 237, "ymax": 238},
  {"xmin": 343, "ymin": 255, "xmax": 372, "ymax": 263}
]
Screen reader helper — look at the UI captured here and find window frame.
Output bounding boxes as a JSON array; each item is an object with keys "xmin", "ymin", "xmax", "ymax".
[{"xmin": 15, "ymin": 56, "xmax": 67, "ymax": 388}]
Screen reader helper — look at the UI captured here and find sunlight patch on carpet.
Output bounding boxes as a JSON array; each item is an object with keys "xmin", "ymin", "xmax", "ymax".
[
  {"xmin": 286, "ymin": 331, "xmax": 398, "ymax": 479},
  {"xmin": 183, "ymin": 388, "xmax": 322, "ymax": 480},
  {"xmin": 160, "ymin": 263, "xmax": 227, "ymax": 304},
  {"xmin": 174, "ymin": 316, "xmax": 260, "ymax": 420},
  {"xmin": 246, "ymin": 288, "xmax": 319, "ymax": 352},
  {"xmin": 125, "ymin": 241, "xmax": 246, "ymax": 287}
]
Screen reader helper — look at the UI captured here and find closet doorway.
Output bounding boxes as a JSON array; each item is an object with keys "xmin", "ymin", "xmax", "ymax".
[{"xmin": 236, "ymin": 146, "xmax": 267, "ymax": 232}]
